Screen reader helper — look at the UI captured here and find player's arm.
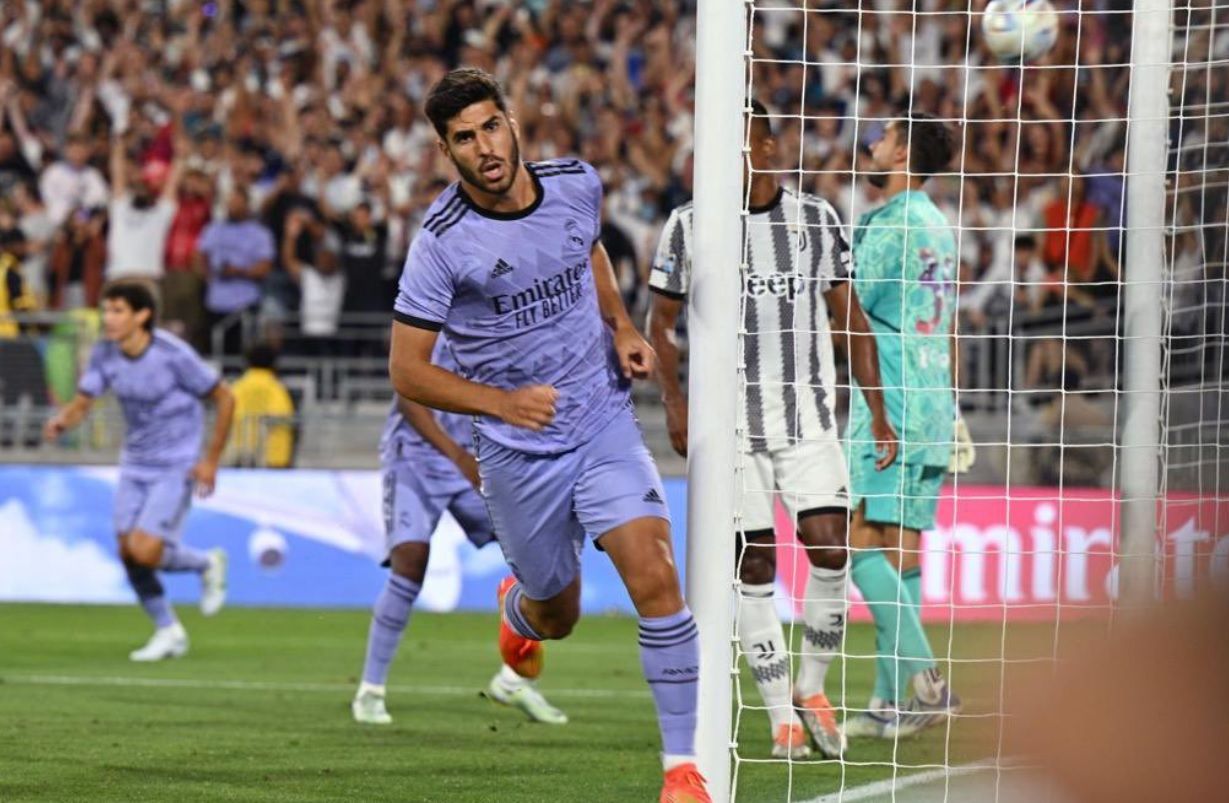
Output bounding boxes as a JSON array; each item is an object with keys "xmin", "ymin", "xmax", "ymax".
[
  {"xmin": 591, "ymin": 241, "xmax": 654, "ymax": 380},
  {"xmin": 647, "ymin": 291, "xmax": 688, "ymax": 456},
  {"xmin": 43, "ymin": 393, "xmax": 95, "ymax": 441},
  {"xmin": 824, "ymin": 281, "xmax": 898, "ymax": 469},
  {"xmin": 396, "ymin": 395, "xmax": 479, "ymax": 488},
  {"xmin": 192, "ymin": 381, "xmax": 235, "ymax": 497},
  {"xmin": 389, "ymin": 323, "xmax": 557, "ymax": 431},
  {"xmin": 109, "ymin": 133, "xmax": 127, "ymax": 198}
]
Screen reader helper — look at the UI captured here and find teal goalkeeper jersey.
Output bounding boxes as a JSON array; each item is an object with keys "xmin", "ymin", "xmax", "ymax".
[{"xmin": 849, "ymin": 189, "xmax": 956, "ymax": 467}]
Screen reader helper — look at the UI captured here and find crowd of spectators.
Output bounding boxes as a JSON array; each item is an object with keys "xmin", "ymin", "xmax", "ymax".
[{"xmin": 0, "ymin": 0, "xmax": 1222, "ymax": 403}]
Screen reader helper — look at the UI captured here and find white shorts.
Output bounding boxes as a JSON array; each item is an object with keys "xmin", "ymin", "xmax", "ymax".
[{"xmin": 739, "ymin": 435, "xmax": 851, "ymax": 534}]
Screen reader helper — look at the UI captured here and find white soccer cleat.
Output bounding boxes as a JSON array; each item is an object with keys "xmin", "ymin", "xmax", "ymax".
[
  {"xmin": 483, "ymin": 671, "xmax": 568, "ymax": 725},
  {"xmin": 129, "ymin": 623, "xmax": 189, "ymax": 662},
  {"xmin": 200, "ymin": 549, "xmax": 228, "ymax": 616},
  {"xmin": 841, "ymin": 704, "xmax": 899, "ymax": 740},
  {"xmin": 352, "ymin": 685, "xmax": 393, "ymax": 725}
]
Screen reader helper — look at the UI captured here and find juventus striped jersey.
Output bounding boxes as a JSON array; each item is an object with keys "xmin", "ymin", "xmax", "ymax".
[{"xmin": 649, "ymin": 186, "xmax": 853, "ymax": 453}]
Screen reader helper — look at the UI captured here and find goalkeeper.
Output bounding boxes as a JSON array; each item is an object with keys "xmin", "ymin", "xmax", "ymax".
[{"xmin": 844, "ymin": 112, "xmax": 968, "ymax": 739}]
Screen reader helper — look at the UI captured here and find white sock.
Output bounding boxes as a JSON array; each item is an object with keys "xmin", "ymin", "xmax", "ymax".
[
  {"xmin": 498, "ymin": 663, "xmax": 528, "ymax": 689},
  {"xmin": 357, "ymin": 681, "xmax": 385, "ymax": 697},
  {"xmin": 738, "ymin": 582, "xmax": 795, "ymax": 730},
  {"xmin": 662, "ymin": 753, "xmax": 696, "ymax": 771},
  {"xmin": 794, "ymin": 565, "xmax": 848, "ymax": 700}
]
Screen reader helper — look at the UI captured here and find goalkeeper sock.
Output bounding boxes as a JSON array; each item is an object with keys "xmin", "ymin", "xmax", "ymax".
[
  {"xmin": 794, "ymin": 565, "xmax": 847, "ymax": 700},
  {"xmin": 901, "ymin": 565, "xmax": 923, "ymax": 620},
  {"xmin": 737, "ymin": 583, "xmax": 794, "ymax": 729},
  {"xmin": 851, "ymin": 549, "xmax": 935, "ymax": 704},
  {"xmin": 361, "ymin": 573, "xmax": 420, "ymax": 686},
  {"xmin": 639, "ymin": 608, "xmax": 699, "ymax": 762}
]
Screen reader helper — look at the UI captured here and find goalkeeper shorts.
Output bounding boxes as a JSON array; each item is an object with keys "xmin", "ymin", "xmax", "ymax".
[{"xmin": 850, "ymin": 452, "xmax": 946, "ymax": 533}]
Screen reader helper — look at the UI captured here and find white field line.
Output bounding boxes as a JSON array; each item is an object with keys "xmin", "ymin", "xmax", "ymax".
[
  {"xmin": 0, "ymin": 673, "xmax": 650, "ymax": 699},
  {"xmin": 797, "ymin": 759, "xmax": 1000, "ymax": 803}
]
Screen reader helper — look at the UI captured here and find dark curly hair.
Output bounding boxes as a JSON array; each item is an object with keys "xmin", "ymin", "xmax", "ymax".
[
  {"xmin": 425, "ymin": 68, "xmax": 510, "ymax": 139},
  {"xmin": 896, "ymin": 111, "xmax": 956, "ymax": 180}
]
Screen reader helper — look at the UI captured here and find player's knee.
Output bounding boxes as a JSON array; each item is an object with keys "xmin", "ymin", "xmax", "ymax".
[
  {"xmin": 627, "ymin": 562, "xmax": 683, "ymax": 616},
  {"xmin": 738, "ymin": 550, "xmax": 776, "ymax": 586},
  {"xmin": 388, "ymin": 542, "xmax": 429, "ymax": 584},
  {"xmin": 797, "ymin": 513, "xmax": 850, "ymax": 570},
  {"xmin": 896, "ymin": 549, "xmax": 921, "ymax": 573},
  {"xmin": 125, "ymin": 533, "xmax": 163, "ymax": 568},
  {"xmin": 535, "ymin": 616, "xmax": 576, "ymax": 640}
]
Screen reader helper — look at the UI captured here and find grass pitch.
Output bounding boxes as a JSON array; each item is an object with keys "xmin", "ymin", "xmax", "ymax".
[{"xmin": 0, "ymin": 604, "xmax": 1042, "ymax": 802}]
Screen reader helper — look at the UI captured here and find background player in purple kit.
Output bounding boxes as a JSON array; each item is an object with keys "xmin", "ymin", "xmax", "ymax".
[
  {"xmin": 388, "ymin": 69, "xmax": 710, "ymax": 803},
  {"xmin": 43, "ymin": 280, "xmax": 235, "ymax": 661},
  {"xmin": 352, "ymin": 338, "xmax": 566, "ymax": 727}
]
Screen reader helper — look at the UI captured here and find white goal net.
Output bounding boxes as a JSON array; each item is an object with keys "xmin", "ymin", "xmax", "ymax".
[{"xmin": 688, "ymin": 1, "xmax": 1229, "ymax": 801}]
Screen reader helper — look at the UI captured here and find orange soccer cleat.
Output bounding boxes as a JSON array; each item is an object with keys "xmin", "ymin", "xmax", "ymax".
[
  {"xmin": 497, "ymin": 576, "xmax": 544, "ymax": 680},
  {"xmin": 771, "ymin": 721, "xmax": 812, "ymax": 759},
  {"xmin": 660, "ymin": 763, "xmax": 711, "ymax": 803},
  {"xmin": 794, "ymin": 692, "xmax": 846, "ymax": 759}
]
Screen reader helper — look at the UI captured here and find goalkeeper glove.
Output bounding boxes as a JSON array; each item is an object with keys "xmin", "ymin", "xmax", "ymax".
[{"xmin": 949, "ymin": 413, "xmax": 975, "ymax": 474}]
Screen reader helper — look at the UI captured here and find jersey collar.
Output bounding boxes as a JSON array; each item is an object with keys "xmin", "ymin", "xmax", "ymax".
[
  {"xmin": 747, "ymin": 186, "xmax": 784, "ymax": 215},
  {"xmin": 456, "ymin": 164, "xmax": 544, "ymax": 221}
]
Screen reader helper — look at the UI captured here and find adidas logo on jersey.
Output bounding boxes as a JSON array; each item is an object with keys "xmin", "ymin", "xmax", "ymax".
[
  {"xmin": 642, "ymin": 488, "xmax": 664, "ymax": 504},
  {"xmin": 490, "ymin": 258, "xmax": 515, "ymax": 279}
]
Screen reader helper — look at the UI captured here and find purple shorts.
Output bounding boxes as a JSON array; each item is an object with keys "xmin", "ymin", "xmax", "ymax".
[
  {"xmin": 382, "ymin": 457, "xmax": 495, "ymax": 560},
  {"xmin": 114, "ymin": 469, "xmax": 194, "ymax": 541},
  {"xmin": 476, "ymin": 406, "xmax": 670, "ymax": 601}
]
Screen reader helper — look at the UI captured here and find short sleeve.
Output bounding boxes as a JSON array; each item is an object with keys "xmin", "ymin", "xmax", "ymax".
[
  {"xmin": 809, "ymin": 202, "xmax": 853, "ymax": 290},
  {"xmin": 155, "ymin": 197, "xmax": 178, "ymax": 228},
  {"xmin": 196, "ymin": 223, "xmax": 216, "ymax": 257},
  {"xmin": 252, "ymin": 224, "xmax": 275, "ymax": 262},
  {"xmin": 648, "ymin": 206, "xmax": 692, "ymax": 300},
  {"xmin": 77, "ymin": 344, "xmax": 109, "ymax": 398},
  {"xmin": 586, "ymin": 166, "xmax": 604, "ymax": 242},
  {"xmin": 393, "ymin": 232, "xmax": 454, "ymax": 330},
  {"xmin": 171, "ymin": 343, "xmax": 221, "ymax": 397}
]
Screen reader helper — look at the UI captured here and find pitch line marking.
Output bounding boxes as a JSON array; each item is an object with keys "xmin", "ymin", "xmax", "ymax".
[
  {"xmin": 0, "ymin": 673, "xmax": 650, "ymax": 699},
  {"xmin": 798, "ymin": 759, "xmax": 1004, "ymax": 802}
]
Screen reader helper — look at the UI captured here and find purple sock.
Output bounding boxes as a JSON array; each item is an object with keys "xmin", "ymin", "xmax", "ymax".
[
  {"xmin": 125, "ymin": 563, "xmax": 176, "ymax": 628},
  {"xmin": 503, "ymin": 582, "xmax": 544, "ymax": 641},
  {"xmin": 159, "ymin": 543, "xmax": 210, "ymax": 574},
  {"xmin": 361, "ymin": 574, "xmax": 421, "ymax": 686},
  {"xmin": 639, "ymin": 608, "xmax": 700, "ymax": 758}
]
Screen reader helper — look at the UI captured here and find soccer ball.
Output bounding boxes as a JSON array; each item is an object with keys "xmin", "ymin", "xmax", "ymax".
[
  {"xmin": 982, "ymin": 0, "xmax": 1059, "ymax": 63},
  {"xmin": 248, "ymin": 527, "xmax": 288, "ymax": 570}
]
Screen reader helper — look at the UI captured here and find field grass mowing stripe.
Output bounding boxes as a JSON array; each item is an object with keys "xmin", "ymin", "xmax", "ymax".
[
  {"xmin": 798, "ymin": 759, "xmax": 999, "ymax": 802},
  {"xmin": 0, "ymin": 673, "xmax": 651, "ymax": 699}
]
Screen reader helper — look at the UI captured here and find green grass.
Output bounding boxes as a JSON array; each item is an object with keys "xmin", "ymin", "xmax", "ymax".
[{"xmin": 0, "ymin": 604, "xmax": 1048, "ymax": 802}]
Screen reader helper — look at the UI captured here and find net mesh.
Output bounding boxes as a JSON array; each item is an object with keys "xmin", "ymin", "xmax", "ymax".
[{"xmin": 728, "ymin": 1, "xmax": 1228, "ymax": 800}]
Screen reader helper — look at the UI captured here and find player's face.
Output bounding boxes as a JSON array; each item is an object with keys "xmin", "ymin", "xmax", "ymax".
[
  {"xmin": 101, "ymin": 298, "xmax": 149, "ymax": 341},
  {"xmin": 745, "ymin": 120, "xmax": 777, "ymax": 177},
  {"xmin": 440, "ymin": 100, "xmax": 521, "ymax": 196},
  {"xmin": 867, "ymin": 123, "xmax": 904, "ymax": 188}
]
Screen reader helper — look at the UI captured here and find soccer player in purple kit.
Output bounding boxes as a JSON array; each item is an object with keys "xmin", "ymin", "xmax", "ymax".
[
  {"xmin": 44, "ymin": 280, "xmax": 235, "ymax": 661},
  {"xmin": 352, "ymin": 337, "xmax": 567, "ymax": 727},
  {"xmin": 389, "ymin": 69, "xmax": 710, "ymax": 803}
]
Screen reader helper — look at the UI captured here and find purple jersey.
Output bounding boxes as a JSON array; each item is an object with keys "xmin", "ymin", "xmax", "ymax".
[
  {"xmin": 393, "ymin": 159, "xmax": 629, "ymax": 455},
  {"xmin": 78, "ymin": 329, "xmax": 220, "ymax": 473},
  {"xmin": 379, "ymin": 336, "xmax": 473, "ymax": 465}
]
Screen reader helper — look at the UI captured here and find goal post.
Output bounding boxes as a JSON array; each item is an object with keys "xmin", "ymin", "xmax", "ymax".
[
  {"xmin": 1120, "ymin": 0, "xmax": 1174, "ymax": 608},
  {"xmin": 687, "ymin": 0, "xmax": 746, "ymax": 799}
]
